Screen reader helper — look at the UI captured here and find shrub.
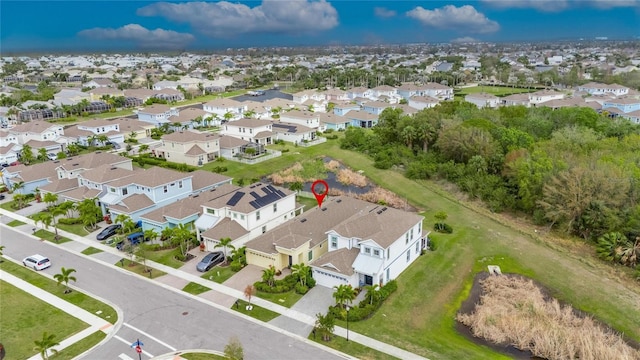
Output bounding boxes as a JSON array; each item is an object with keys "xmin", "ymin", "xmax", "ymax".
[
  {"xmin": 281, "ymin": 149, "xmax": 290, "ymax": 153},
  {"xmin": 230, "ymin": 261, "xmax": 244, "ymax": 272},
  {"xmin": 58, "ymin": 217, "xmax": 83, "ymax": 225},
  {"xmin": 325, "ymin": 134, "xmax": 338, "ymax": 140},
  {"xmin": 434, "ymin": 222, "xmax": 453, "ymax": 233},
  {"xmin": 295, "ymin": 283, "xmax": 309, "ymax": 295},
  {"xmin": 211, "ymin": 166, "xmax": 228, "ymax": 173}
]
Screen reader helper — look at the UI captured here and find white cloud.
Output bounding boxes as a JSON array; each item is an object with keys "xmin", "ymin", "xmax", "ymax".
[
  {"xmin": 481, "ymin": 0, "xmax": 638, "ymax": 11},
  {"xmin": 451, "ymin": 36, "xmax": 479, "ymax": 44},
  {"xmin": 137, "ymin": 0, "xmax": 339, "ymax": 37},
  {"xmin": 374, "ymin": 7, "xmax": 396, "ymax": 18},
  {"xmin": 78, "ymin": 24, "xmax": 194, "ymax": 48},
  {"xmin": 407, "ymin": 5, "xmax": 500, "ymax": 34}
]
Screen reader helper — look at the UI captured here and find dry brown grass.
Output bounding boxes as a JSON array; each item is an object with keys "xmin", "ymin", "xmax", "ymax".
[
  {"xmin": 336, "ymin": 168, "xmax": 368, "ymax": 187},
  {"xmin": 269, "ymin": 162, "xmax": 305, "ymax": 185},
  {"xmin": 324, "ymin": 160, "xmax": 341, "ymax": 172},
  {"xmin": 457, "ymin": 275, "xmax": 640, "ymax": 360},
  {"xmin": 354, "ymin": 187, "xmax": 408, "ymax": 209}
]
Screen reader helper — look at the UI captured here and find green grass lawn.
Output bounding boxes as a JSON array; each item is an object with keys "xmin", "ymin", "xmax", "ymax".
[
  {"xmin": 231, "ymin": 299, "xmax": 280, "ymax": 322},
  {"xmin": 181, "ymin": 353, "xmax": 227, "ymax": 360},
  {"xmin": 115, "ymin": 258, "xmax": 166, "ymax": 278},
  {"xmin": 308, "ymin": 332, "xmax": 399, "ymax": 360},
  {"xmin": 50, "ymin": 331, "xmax": 106, "ymax": 360},
  {"xmin": 57, "ymin": 222, "xmax": 91, "ymax": 236},
  {"xmin": 182, "ymin": 282, "xmax": 212, "ymax": 295},
  {"xmin": 255, "ymin": 289, "xmax": 304, "ymax": 308},
  {"xmin": 7, "ymin": 219, "xmax": 26, "ymax": 227},
  {"xmin": 0, "ymin": 200, "xmax": 30, "ymax": 211},
  {"xmin": 200, "ymin": 265, "xmax": 237, "ymax": 284},
  {"xmin": 0, "ymin": 260, "xmax": 118, "ymax": 323},
  {"xmin": 145, "ymin": 247, "xmax": 185, "ymax": 269},
  {"xmin": 34, "ymin": 229, "xmax": 72, "ymax": 244},
  {"xmin": 0, "ymin": 280, "xmax": 89, "ymax": 360},
  {"xmin": 455, "ymin": 85, "xmax": 539, "ymax": 96},
  {"xmin": 80, "ymin": 247, "xmax": 103, "ymax": 256}
]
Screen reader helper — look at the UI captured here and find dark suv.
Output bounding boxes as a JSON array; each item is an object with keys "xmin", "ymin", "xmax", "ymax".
[
  {"xmin": 116, "ymin": 232, "xmax": 146, "ymax": 250},
  {"xmin": 96, "ymin": 224, "xmax": 121, "ymax": 240}
]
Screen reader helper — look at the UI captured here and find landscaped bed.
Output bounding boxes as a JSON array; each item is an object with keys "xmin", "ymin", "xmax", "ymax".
[{"xmin": 456, "ymin": 273, "xmax": 640, "ymax": 360}]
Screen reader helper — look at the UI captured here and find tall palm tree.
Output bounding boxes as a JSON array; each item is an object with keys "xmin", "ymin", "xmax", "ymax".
[
  {"xmin": 37, "ymin": 148, "xmax": 48, "ymax": 161},
  {"xmin": 96, "ymin": 134, "xmax": 109, "ymax": 146},
  {"xmin": 261, "ymin": 265, "xmax": 276, "ymax": 287},
  {"xmin": 114, "ymin": 214, "xmax": 131, "ymax": 233},
  {"xmin": 332, "ymin": 284, "xmax": 357, "ymax": 309},
  {"xmin": 53, "ymin": 267, "xmax": 77, "ymax": 294},
  {"xmin": 11, "ymin": 180, "xmax": 25, "ymax": 194},
  {"xmin": 33, "ymin": 332, "xmax": 59, "ymax": 360},
  {"xmin": 20, "ymin": 144, "xmax": 34, "ymax": 164},
  {"xmin": 42, "ymin": 192, "xmax": 58, "ymax": 209},
  {"xmin": 363, "ymin": 284, "xmax": 381, "ymax": 305},
  {"xmin": 143, "ymin": 229, "xmax": 158, "ymax": 243},
  {"xmin": 596, "ymin": 232, "xmax": 628, "ymax": 263},
  {"xmin": 291, "ymin": 263, "xmax": 310, "ymax": 287},
  {"xmin": 215, "ymin": 237, "xmax": 235, "ymax": 262}
]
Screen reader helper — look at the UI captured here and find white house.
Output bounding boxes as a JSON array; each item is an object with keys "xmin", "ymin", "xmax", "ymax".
[
  {"xmin": 197, "ymin": 183, "xmax": 298, "ymax": 249},
  {"xmin": 203, "ymin": 98, "xmax": 246, "ymax": 120},
  {"xmin": 221, "ymin": 118, "xmax": 274, "ymax": 145},
  {"xmin": 529, "ymin": 90, "xmax": 565, "ymax": 106},
  {"xmin": 408, "ymin": 96, "xmax": 440, "ymax": 110},
  {"xmin": 465, "ymin": 93, "xmax": 501, "ymax": 108},
  {"xmin": 271, "ymin": 122, "xmax": 317, "ymax": 144},
  {"xmin": 577, "ymin": 82, "xmax": 629, "ymax": 96},
  {"xmin": 136, "ymin": 104, "xmax": 179, "ymax": 126},
  {"xmin": 279, "ymin": 110, "xmax": 320, "ymax": 129}
]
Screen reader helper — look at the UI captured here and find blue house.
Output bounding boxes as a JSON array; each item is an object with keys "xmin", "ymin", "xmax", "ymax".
[
  {"xmin": 346, "ymin": 110, "xmax": 378, "ymax": 128},
  {"xmin": 603, "ymin": 98, "xmax": 640, "ymax": 114},
  {"xmin": 333, "ymin": 103, "xmax": 360, "ymax": 116},
  {"xmin": 318, "ymin": 113, "xmax": 351, "ymax": 131}
]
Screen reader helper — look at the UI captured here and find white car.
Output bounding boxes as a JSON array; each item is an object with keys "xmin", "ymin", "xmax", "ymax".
[{"xmin": 22, "ymin": 254, "xmax": 51, "ymax": 271}]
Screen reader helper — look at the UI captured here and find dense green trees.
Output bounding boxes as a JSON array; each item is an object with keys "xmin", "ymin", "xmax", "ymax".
[{"xmin": 341, "ymin": 101, "xmax": 640, "ymax": 273}]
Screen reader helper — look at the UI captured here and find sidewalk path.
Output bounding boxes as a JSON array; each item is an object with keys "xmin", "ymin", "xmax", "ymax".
[
  {"xmin": 0, "ymin": 208, "xmax": 429, "ymax": 360},
  {"xmin": 0, "ymin": 270, "xmax": 115, "ymax": 360}
]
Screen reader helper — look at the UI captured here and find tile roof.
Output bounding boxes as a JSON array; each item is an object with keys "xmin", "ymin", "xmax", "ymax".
[
  {"xmin": 168, "ymin": 108, "xmax": 209, "ymax": 124},
  {"xmin": 204, "ymin": 182, "xmax": 294, "ymax": 214},
  {"xmin": 312, "ymin": 247, "xmax": 359, "ymax": 276},
  {"xmin": 108, "ymin": 166, "xmax": 190, "ymax": 188},
  {"xmin": 201, "ymin": 217, "xmax": 249, "ymax": 241},
  {"xmin": 162, "ymin": 130, "xmax": 218, "ymax": 143},
  {"xmin": 184, "ymin": 144, "xmax": 206, "ymax": 156},
  {"xmin": 271, "ymin": 122, "xmax": 314, "ymax": 134},
  {"xmin": 80, "ymin": 164, "xmax": 139, "ymax": 184},
  {"xmin": 139, "ymin": 104, "xmax": 171, "ymax": 114},
  {"xmin": 219, "ymin": 135, "xmax": 249, "ymax": 148},
  {"xmin": 59, "ymin": 186, "xmax": 101, "ymax": 201},
  {"xmin": 39, "ymin": 178, "xmax": 78, "ymax": 193},
  {"xmin": 189, "ymin": 170, "xmax": 233, "ymax": 192},
  {"xmin": 227, "ymin": 118, "xmax": 272, "ymax": 128},
  {"xmin": 109, "ymin": 193, "xmax": 155, "ymax": 213}
]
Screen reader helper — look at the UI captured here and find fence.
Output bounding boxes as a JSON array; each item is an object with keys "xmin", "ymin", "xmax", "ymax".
[{"xmin": 228, "ymin": 149, "xmax": 282, "ymax": 164}]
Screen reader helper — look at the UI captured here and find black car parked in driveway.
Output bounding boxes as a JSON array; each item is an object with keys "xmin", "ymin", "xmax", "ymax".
[
  {"xmin": 96, "ymin": 224, "xmax": 121, "ymax": 240},
  {"xmin": 196, "ymin": 251, "xmax": 225, "ymax": 272}
]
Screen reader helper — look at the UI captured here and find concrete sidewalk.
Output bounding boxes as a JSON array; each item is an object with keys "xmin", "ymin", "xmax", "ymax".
[
  {"xmin": 0, "ymin": 269, "xmax": 115, "ymax": 360},
  {"xmin": 0, "ymin": 208, "xmax": 429, "ymax": 360}
]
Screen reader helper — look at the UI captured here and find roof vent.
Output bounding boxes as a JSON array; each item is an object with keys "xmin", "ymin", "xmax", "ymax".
[
  {"xmin": 376, "ymin": 209, "xmax": 383, "ymax": 214},
  {"xmin": 321, "ymin": 207, "xmax": 327, "ymax": 211},
  {"xmin": 193, "ymin": 194, "xmax": 199, "ymax": 198},
  {"xmin": 336, "ymin": 199, "xmax": 342, "ymax": 203},
  {"xmin": 300, "ymin": 218, "xmax": 307, "ymax": 223},
  {"xmin": 72, "ymin": 163, "xmax": 79, "ymax": 166}
]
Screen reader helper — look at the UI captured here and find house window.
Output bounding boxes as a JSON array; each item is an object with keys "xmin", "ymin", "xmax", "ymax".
[
  {"xmin": 373, "ymin": 249, "xmax": 380, "ymax": 257},
  {"xmin": 416, "ymin": 242, "xmax": 420, "ymax": 254},
  {"xmin": 331, "ymin": 236, "xmax": 337, "ymax": 249},
  {"xmin": 163, "ymin": 185, "xmax": 168, "ymax": 193},
  {"xmin": 206, "ymin": 208, "xmax": 215, "ymax": 215},
  {"xmin": 364, "ymin": 247, "xmax": 371, "ymax": 254},
  {"xmin": 308, "ymin": 250, "xmax": 313, "ymax": 261},
  {"xmin": 273, "ymin": 203, "xmax": 277, "ymax": 212},
  {"xmin": 405, "ymin": 232, "xmax": 409, "ymax": 244},
  {"xmin": 122, "ymin": 188, "xmax": 128, "ymax": 196},
  {"xmin": 256, "ymin": 211, "xmax": 260, "ymax": 221},
  {"xmin": 233, "ymin": 212, "xmax": 237, "ymax": 219},
  {"xmin": 110, "ymin": 188, "xmax": 116, "ymax": 193},
  {"xmin": 387, "ymin": 248, "xmax": 390, "ymax": 259},
  {"xmin": 386, "ymin": 268, "xmax": 390, "ymax": 282},
  {"xmin": 262, "ymin": 225, "xmax": 267, "ymax": 234},
  {"xmin": 406, "ymin": 250, "xmax": 410, "ymax": 263},
  {"xmin": 179, "ymin": 181, "xmax": 182, "ymax": 188},
  {"xmin": 241, "ymin": 214, "xmax": 245, "ymax": 220},
  {"xmin": 410, "ymin": 228, "xmax": 414, "ymax": 239}
]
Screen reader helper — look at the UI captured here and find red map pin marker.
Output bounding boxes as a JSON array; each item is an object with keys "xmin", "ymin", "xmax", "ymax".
[{"xmin": 311, "ymin": 179, "xmax": 329, "ymax": 208}]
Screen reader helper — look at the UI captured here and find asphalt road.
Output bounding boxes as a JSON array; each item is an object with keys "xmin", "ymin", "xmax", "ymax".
[{"xmin": 0, "ymin": 226, "xmax": 346, "ymax": 360}]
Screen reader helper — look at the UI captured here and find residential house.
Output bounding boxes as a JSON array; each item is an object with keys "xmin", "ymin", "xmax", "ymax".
[
  {"xmin": 622, "ymin": 110, "xmax": 640, "ymax": 124},
  {"xmin": 52, "ymin": 88, "xmax": 90, "ymax": 106},
  {"xmin": 318, "ymin": 112, "xmax": 351, "ymax": 131},
  {"xmin": 167, "ymin": 108, "xmax": 212, "ymax": 130},
  {"xmin": 408, "ymin": 96, "xmax": 440, "ymax": 110},
  {"xmin": 221, "ymin": 118, "xmax": 274, "ymax": 145},
  {"xmin": 9, "ymin": 122, "xmax": 64, "ymax": 145},
  {"xmin": 279, "ymin": 110, "xmax": 320, "ymax": 129},
  {"xmin": 198, "ymin": 183, "xmax": 298, "ymax": 249},
  {"xmin": 371, "ymin": 85, "xmax": 398, "ymax": 99},
  {"xmin": 323, "ymin": 89, "xmax": 349, "ymax": 102},
  {"xmin": 154, "ymin": 130, "xmax": 220, "ymax": 166},
  {"xmin": 362, "ymin": 101, "xmax": 392, "ymax": 115},
  {"xmin": 0, "ymin": 143, "xmax": 20, "ymax": 165},
  {"xmin": 136, "ymin": 104, "xmax": 179, "ymax": 126},
  {"xmin": 333, "ymin": 102, "xmax": 360, "ymax": 116},
  {"xmin": 345, "ymin": 110, "xmax": 378, "ymax": 128},
  {"xmin": 603, "ymin": 97, "xmax": 640, "ymax": 114},
  {"xmin": 502, "ymin": 93, "xmax": 531, "ymax": 107},
  {"xmin": 529, "ymin": 89, "xmax": 565, "ymax": 106},
  {"xmin": 577, "ymin": 82, "xmax": 629, "ymax": 96},
  {"xmin": 86, "ymin": 87, "xmax": 125, "ymax": 101},
  {"xmin": 465, "ymin": 93, "xmax": 501, "ymax": 108},
  {"xmin": 421, "ymin": 83, "xmax": 454, "ymax": 100},
  {"xmin": 203, "ymin": 98, "xmax": 246, "ymax": 121},
  {"xmin": 271, "ymin": 122, "xmax": 317, "ymax": 145},
  {"xmin": 83, "ymin": 78, "xmax": 115, "ymax": 88},
  {"xmin": 347, "ymin": 87, "xmax": 373, "ymax": 100},
  {"xmin": 245, "ymin": 196, "xmax": 425, "ymax": 289},
  {"xmin": 292, "ymin": 90, "xmax": 326, "ymax": 104},
  {"xmin": 218, "ymin": 135, "xmax": 254, "ymax": 160}
]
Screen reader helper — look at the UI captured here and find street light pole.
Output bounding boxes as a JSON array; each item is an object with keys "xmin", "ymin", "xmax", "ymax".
[{"xmin": 346, "ymin": 305, "xmax": 350, "ymax": 342}]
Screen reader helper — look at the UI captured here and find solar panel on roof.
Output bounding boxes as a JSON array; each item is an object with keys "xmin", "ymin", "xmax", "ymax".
[
  {"xmin": 250, "ymin": 191, "xmax": 260, "ymax": 199},
  {"xmin": 226, "ymin": 192, "xmax": 245, "ymax": 206}
]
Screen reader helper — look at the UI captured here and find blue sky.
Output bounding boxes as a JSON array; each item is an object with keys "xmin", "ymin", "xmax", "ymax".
[{"xmin": 1, "ymin": 0, "xmax": 639, "ymax": 53}]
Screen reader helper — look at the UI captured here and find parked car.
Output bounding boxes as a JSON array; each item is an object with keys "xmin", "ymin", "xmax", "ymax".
[
  {"xmin": 196, "ymin": 251, "xmax": 225, "ymax": 272},
  {"xmin": 96, "ymin": 224, "xmax": 121, "ymax": 240},
  {"xmin": 46, "ymin": 153, "xmax": 57, "ymax": 161},
  {"xmin": 0, "ymin": 194, "xmax": 5, "ymax": 201},
  {"xmin": 22, "ymin": 254, "xmax": 51, "ymax": 271},
  {"xmin": 116, "ymin": 232, "xmax": 146, "ymax": 251}
]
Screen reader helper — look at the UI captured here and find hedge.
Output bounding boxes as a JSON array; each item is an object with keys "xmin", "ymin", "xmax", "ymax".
[
  {"xmin": 254, "ymin": 271, "xmax": 315, "ymax": 294},
  {"xmin": 328, "ymin": 280, "xmax": 398, "ymax": 322},
  {"xmin": 58, "ymin": 217, "xmax": 83, "ymax": 225}
]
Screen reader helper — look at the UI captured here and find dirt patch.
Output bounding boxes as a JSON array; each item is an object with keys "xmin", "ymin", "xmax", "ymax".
[{"xmin": 457, "ymin": 272, "xmax": 640, "ymax": 360}]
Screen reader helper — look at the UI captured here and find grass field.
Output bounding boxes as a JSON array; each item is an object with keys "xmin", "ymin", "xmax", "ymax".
[
  {"xmin": 115, "ymin": 258, "xmax": 166, "ymax": 278},
  {"xmin": 231, "ymin": 299, "xmax": 280, "ymax": 322},
  {"xmin": 200, "ymin": 265, "xmax": 237, "ymax": 284},
  {"xmin": 7, "ymin": 219, "xmax": 26, "ymax": 227},
  {"xmin": 34, "ymin": 229, "xmax": 72, "ymax": 244},
  {"xmin": 0, "ymin": 280, "xmax": 89, "ymax": 360},
  {"xmin": 51, "ymin": 331, "xmax": 106, "ymax": 360},
  {"xmin": 255, "ymin": 289, "xmax": 304, "ymax": 308},
  {"xmin": 57, "ymin": 222, "xmax": 91, "ymax": 236},
  {"xmin": 309, "ymin": 333, "xmax": 399, "ymax": 360},
  {"xmin": 80, "ymin": 247, "xmax": 103, "ymax": 256},
  {"xmin": 145, "ymin": 247, "xmax": 185, "ymax": 269},
  {"xmin": 181, "ymin": 352, "xmax": 227, "ymax": 360},
  {"xmin": 454, "ymin": 85, "xmax": 539, "ymax": 96},
  {"xmin": 198, "ymin": 137, "xmax": 640, "ymax": 359}
]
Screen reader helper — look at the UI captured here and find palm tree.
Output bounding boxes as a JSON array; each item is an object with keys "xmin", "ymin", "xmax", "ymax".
[
  {"xmin": 160, "ymin": 227, "xmax": 175, "ymax": 241},
  {"xmin": 363, "ymin": 284, "xmax": 381, "ymax": 305},
  {"xmin": 332, "ymin": 284, "xmax": 357, "ymax": 309},
  {"xmin": 261, "ymin": 265, "xmax": 276, "ymax": 287},
  {"xmin": 143, "ymin": 229, "xmax": 158, "ymax": 243},
  {"xmin": 37, "ymin": 148, "xmax": 48, "ymax": 161},
  {"xmin": 11, "ymin": 180, "xmax": 25, "ymax": 194},
  {"xmin": 0, "ymin": 245, "xmax": 5, "ymax": 262},
  {"xmin": 138, "ymin": 144, "xmax": 150, "ymax": 154},
  {"xmin": 114, "ymin": 214, "xmax": 131, "ymax": 233},
  {"xmin": 173, "ymin": 224, "xmax": 195, "ymax": 259},
  {"xmin": 66, "ymin": 143, "xmax": 80, "ymax": 155},
  {"xmin": 291, "ymin": 263, "xmax": 310, "ymax": 287},
  {"xmin": 43, "ymin": 192, "xmax": 58, "ymax": 209},
  {"xmin": 96, "ymin": 134, "xmax": 109, "ymax": 146},
  {"xmin": 58, "ymin": 201, "xmax": 76, "ymax": 218},
  {"xmin": 215, "ymin": 237, "xmax": 235, "ymax": 262},
  {"xmin": 35, "ymin": 212, "xmax": 53, "ymax": 233},
  {"xmin": 223, "ymin": 111, "xmax": 234, "ymax": 122},
  {"xmin": 77, "ymin": 198, "xmax": 101, "ymax": 231},
  {"xmin": 34, "ymin": 332, "xmax": 59, "ymax": 360},
  {"xmin": 20, "ymin": 144, "xmax": 34, "ymax": 164},
  {"xmin": 53, "ymin": 267, "xmax": 77, "ymax": 294},
  {"xmin": 86, "ymin": 135, "xmax": 97, "ymax": 147},
  {"xmin": 314, "ymin": 312, "xmax": 335, "ymax": 341},
  {"xmin": 596, "ymin": 232, "xmax": 628, "ymax": 263}
]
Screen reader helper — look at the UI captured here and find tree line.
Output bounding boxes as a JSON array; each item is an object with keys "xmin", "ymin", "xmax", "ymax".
[{"xmin": 341, "ymin": 102, "xmax": 640, "ymax": 274}]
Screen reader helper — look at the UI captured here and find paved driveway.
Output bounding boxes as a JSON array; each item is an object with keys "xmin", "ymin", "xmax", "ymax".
[
  {"xmin": 291, "ymin": 285, "xmax": 336, "ymax": 317},
  {"xmin": 223, "ymin": 264, "xmax": 264, "ymax": 291}
]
